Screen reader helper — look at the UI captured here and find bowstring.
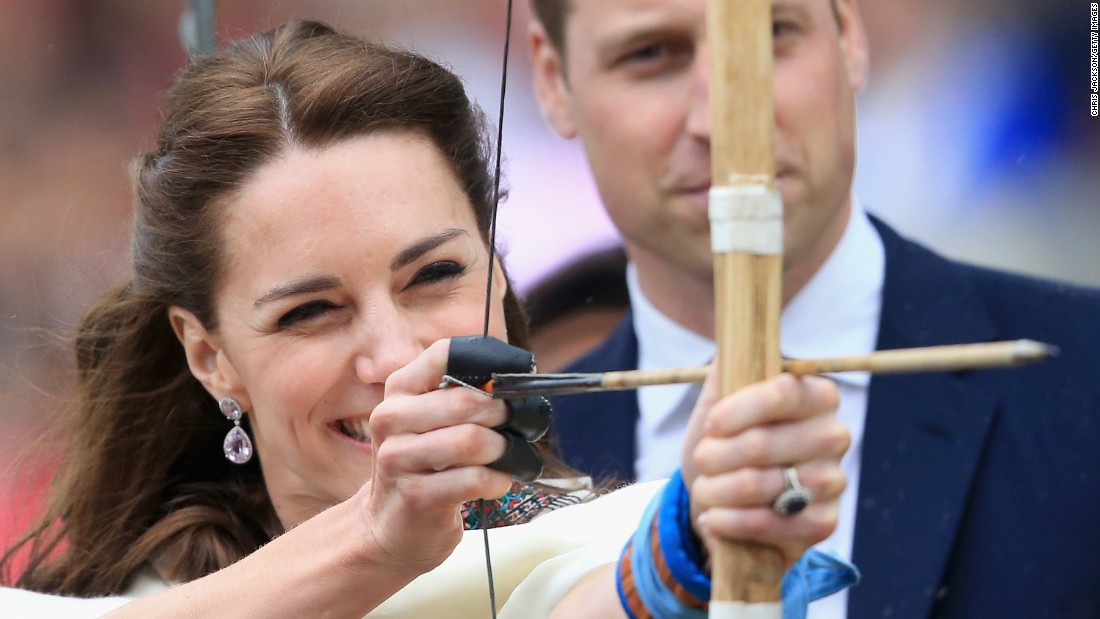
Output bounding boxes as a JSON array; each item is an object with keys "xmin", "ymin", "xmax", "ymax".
[
  {"xmin": 482, "ymin": 0, "xmax": 514, "ymax": 337},
  {"xmin": 480, "ymin": 1, "xmax": 515, "ymax": 617}
]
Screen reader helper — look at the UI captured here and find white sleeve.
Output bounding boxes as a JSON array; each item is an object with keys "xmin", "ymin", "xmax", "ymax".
[
  {"xmin": 0, "ymin": 480, "xmax": 665, "ymax": 619},
  {"xmin": 0, "ymin": 587, "xmax": 137, "ymax": 618},
  {"xmin": 369, "ymin": 480, "xmax": 664, "ymax": 619}
]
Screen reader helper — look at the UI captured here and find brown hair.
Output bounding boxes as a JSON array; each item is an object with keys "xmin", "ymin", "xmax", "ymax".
[
  {"xmin": 1, "ymin": 20, "xmax": 532, "ymax": 596},
  {"xmin": 530, "ymin": 0, "xmax": 573, "ymax": 52}
]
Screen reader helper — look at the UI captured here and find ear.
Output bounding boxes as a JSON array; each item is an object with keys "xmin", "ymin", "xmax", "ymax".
[
  {"xmin": 835, "ymin": 0, "xmax": 870, "ymax": 92},
  {"xmin": 529, "ymin": 19, "xmax": 578, "ymax": 139},
  {"xmin": 167, "ymin": 306, "xmax": 250, "ymax": 409}
]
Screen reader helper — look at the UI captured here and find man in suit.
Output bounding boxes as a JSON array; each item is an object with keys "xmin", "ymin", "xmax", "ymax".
[{"xmin": 527, "ymin": 0, "xmax": 1100, "ymax": 617}]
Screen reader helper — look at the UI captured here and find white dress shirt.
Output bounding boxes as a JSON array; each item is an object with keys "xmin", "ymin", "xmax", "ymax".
[{"xmin": 630, "ymin": 201, "xmax": 885, "ymax": 619}]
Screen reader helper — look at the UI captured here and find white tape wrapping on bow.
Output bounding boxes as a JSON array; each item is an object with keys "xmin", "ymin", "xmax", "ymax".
[
  {"xmin": 709, "ymin": 601, "xmax": 784, "ymax": 618},
  {"xmin": 708, "ymin": 185, "xmax": 783, "ymax": 255}
]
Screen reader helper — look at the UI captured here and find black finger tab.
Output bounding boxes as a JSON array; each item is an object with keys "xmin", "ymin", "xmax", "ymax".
[
  {"xmin": 448, "ymin": 335, "xmax": 535, "ymax": 386},
  {"xmin": 499, "ymin": 397, "xmax": 552, "ymax": 442},
  {"xmin": 488, "ymin": 431, "xmax": 543, "ymax": 483}
]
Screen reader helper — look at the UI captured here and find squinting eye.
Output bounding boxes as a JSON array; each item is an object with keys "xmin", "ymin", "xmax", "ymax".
[
  {"xmin": 773, "ymin": 21, "xmax": 797, "ymax": 40},
  {"xmin": 614, "ymin": 40, "xmax": 692, "ymax": 76},
  {"xmin": 276, "ymin": 300, "xmax": 338, "ymax": 329},
  {"xmin": 627, "ymin": 43, "xmax": 666, "ymax": 62},
  {"xmin": 407, "ymin": 260, "xmax": 468, "ymax": 289}
]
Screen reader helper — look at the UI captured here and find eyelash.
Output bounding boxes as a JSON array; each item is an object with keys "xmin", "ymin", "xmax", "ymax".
[
  {"xmin": 625, "ymin": 43, "xmax": 666, "ymax": 63},
  {"xmin": 616, "ymin": 40, "xmax": 690, "ymax": 72},
  {"xmin": 773, "ymin": 19, "xmax": 799, "ymax": 41},
  {"xmin": 276, "ymin": 300, "xmax": 338, "ymax": 329},
  {"xmin": 274, "ymin": 261, "xmax": 469, "ymax": 329},
  {"xmin": 405, "ymin": 260, "xmax": 468, "ymax": 289}
]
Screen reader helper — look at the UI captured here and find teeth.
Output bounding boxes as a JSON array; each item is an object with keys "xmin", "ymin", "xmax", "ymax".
[
  {"xmin": 338, "ymin": 419, "xmax": 371, "ymax": 442},
  {"xmin": 356, "ymin": 419, "xmax": 371, "ymax": 442}
]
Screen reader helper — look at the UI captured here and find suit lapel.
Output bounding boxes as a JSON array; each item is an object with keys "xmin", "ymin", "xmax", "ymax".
[
  {"xmin": 849, "ymin": 219, "xmax": 1000, "ymax": 619},
  {"xmin": 550, "ymin": 312, "xmax": 641, "ymax": 482}
]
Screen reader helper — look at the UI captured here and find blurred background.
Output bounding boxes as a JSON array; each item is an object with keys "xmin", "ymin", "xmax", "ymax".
[{"xmin": 1, "ymin": 0, "xmax": 1097, "ymax": 551}]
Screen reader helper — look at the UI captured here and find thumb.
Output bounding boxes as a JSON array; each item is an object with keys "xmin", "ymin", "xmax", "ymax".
[{"xmin": 681, "ymin": 360, "xmax": 721, "ymax": 486}]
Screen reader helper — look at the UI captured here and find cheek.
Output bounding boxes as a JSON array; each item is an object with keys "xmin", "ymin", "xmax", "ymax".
[
  {"xmin": 575, "ymin": 81, "xmax": 681, "ymax": 172},
  {"xmin": 412, "ymin": 290, "xmax": 501, "ymax": 344},
  {"xmin": 775, "ymin": 68, "xmax": 818, "ymax": 148},
  {"xmin": 241, "ymin": 344, "xmax": 342, "ymax": 444},
  {"xmin": 777, "ymin": 63, "xmax": 849, "ymax": 167}
]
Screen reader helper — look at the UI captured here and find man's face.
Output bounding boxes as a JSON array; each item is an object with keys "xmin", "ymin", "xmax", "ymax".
[{"xmin": 532, "ymin": 0, "xmax": 869, "ymax": 286}]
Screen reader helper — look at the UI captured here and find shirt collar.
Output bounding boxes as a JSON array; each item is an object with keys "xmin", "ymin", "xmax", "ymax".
[
  {"xmin": 628, "ymin": 263, "xmax": 715, "ymax": 372},
  {"xmin": 781, "ymin": 200, "xmax": 884, "ymax": 386},
  {"xmin": 628, "ymin": 199, "xmax": 885, "ymax": 386}
]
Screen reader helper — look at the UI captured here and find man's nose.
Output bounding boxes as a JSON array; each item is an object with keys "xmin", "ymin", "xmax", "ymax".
[{"xmin": 686, "ymin": 48, "xmax": 711, "ymax": 139}]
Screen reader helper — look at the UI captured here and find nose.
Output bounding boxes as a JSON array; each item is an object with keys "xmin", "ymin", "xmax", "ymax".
[
  {"xmin": 352, "ymin": 303, "xmax": 425, "ymax": 385},
  {"xmin": 685, "ymin": 48, "xmax": 711, "ymax": 139}
]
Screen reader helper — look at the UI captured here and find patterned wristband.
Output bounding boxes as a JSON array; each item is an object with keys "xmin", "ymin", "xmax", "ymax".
[
  {"xmin": 616, "ymin": 471, "xmax": 862, "ymax": 619},
  {"xmin": 616, "ymin": 470, "xmax": 710, "ymax": 619}
]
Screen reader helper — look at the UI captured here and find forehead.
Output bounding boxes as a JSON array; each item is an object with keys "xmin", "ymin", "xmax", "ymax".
[
  {"xmin": 562, "ymin": 0, "xmax": 826, "ymax": 34},
  {"xmin": 217, "ymin": 132, "xmax": 477, "ymax": 288},
  {"xmin": 563, "ymin": 0, "xmax": 701, "ymax": 36}
]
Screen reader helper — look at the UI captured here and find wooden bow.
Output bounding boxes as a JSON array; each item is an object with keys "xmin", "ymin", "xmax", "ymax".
[{"xmin": 706, "ymin": 0, "xmax": 788, "ymax": 615}]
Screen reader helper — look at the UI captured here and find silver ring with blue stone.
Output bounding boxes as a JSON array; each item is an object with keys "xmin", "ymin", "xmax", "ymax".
[{"xmin": 773, "ymin": 466, "xmax": 813, "ymax": 516}]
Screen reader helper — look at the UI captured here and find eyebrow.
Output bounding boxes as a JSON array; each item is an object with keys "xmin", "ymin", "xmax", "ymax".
[
  {"xmin": 390, "ymin": 228, "xmax": 468, "ymax": 271},
  {"xmin": 252, "ymin": 228, "xmax": 471, "ymax": 308},
  {"xmin": 254, "ymin": 275, "xmax": 343, "ymax": 308},
  {"xmin": 594, "ymin": 11, "xmax": 694, "ymax": 62},
  {"xmin": 773, "ymin": 0, "xmax": 812, "ymax": 21},
  {"xmin": 597, "ymin": 23, "xmax": 666, "ymax": 63}
]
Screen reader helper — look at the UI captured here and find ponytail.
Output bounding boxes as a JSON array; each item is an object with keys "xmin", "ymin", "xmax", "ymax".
[{"xmin": 3, "ymin": 280, "xmax": 278, "ymax": 595}]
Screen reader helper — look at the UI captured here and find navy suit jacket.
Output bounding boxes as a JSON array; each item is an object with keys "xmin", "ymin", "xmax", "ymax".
[{"xmin": 550, "ymin": 217, "xmax": 1100, "ymax": 619}]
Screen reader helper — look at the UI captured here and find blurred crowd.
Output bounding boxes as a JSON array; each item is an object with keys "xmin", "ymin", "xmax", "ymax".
[{"xmin": 1, "ymin": 0, "xmax": 1096, "ymax": 547}]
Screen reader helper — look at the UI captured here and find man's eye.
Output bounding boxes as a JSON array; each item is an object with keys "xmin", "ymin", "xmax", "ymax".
[
  {"xmin": 276, "ymin": 300, "xmax": 338, "ymax": 329},
  {"xmin": 773, "ymin": 20, "xmax": 798, "ymax": 41},
  {"xmin": 613, "ymin": 40, "xmax": 692, "ymax": 76},
  {"xmin": 625, "ymin": 43, "xmax": 666, "ymax": 63}
]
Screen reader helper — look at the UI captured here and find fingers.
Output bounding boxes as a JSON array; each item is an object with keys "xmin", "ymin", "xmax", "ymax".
[
  {"xmin": 372, "ymin": 337, "xmax": 511, "ymax": 441},
  {"xmin": 704, "ymin": 373, "xmax": 839, "ymax": 437},
  {"xmin": 370, "ymin": 386, "xmax": 508, "ymax": 441},
  {"xmin": 696, "ymin": 501, "xmax": 840, "ymax": 561},
  {"xmin": 691, "ymin": 461, "xmax": 846, "ymax": 509},
  {"xmin": 354, "ymin": 338, "xmax": 523, "ymax": 573},
  {"xmin": 376, "ymin": 424, "xmax": 508, "ymax": 473},
  {"xmin": 692, "ymin": 414, "xmax": 850, "ymax": 475},
  {"xmin": 384, "ymin": 339, "xmax": 452, "ymax": 398},
  {"xmin": 372, "ymin": 463, "xmax": 515, "ymax": 512},
  {"xmin": 372, "ymin": 425, "xmax": 514, "ymax": 511},
  {"xmin": 680, "ymin": 362, "xmax": 722, "ymax": 484},
  {"xmin": 369, "ymin": 338, "xmax": 541, "ymax": 494},
  {"xmin": 685, "ymin": 373, "xmax": 848, "ymax": 565}
]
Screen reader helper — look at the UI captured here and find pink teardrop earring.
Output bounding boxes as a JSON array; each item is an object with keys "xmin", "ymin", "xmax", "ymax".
[{"xmin": 218, "ymin": 397, "xmax": 254, "ymax": 464}]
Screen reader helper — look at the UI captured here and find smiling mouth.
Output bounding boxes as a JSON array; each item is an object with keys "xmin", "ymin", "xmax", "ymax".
[{"xmin": 337, "ymin": 419, "xmax": 371, "ymax": 443}]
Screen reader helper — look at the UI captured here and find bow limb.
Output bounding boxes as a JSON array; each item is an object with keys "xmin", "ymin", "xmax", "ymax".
[{"xmin": 706, "ymin": 0, "xmax": 787, "ymax": 615}]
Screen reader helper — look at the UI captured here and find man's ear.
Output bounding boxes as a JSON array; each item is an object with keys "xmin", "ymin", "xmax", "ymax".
[
  {"xmin": 529, "ymin": 19, "xmax": 578, "ymax": 139},
  {"xmin": 835, "ymin": 0, "xmax": 870, "ymax": 92},
  {"xmin": 168, "ymin": 306, "xmax": 249, "ymax": 409}
]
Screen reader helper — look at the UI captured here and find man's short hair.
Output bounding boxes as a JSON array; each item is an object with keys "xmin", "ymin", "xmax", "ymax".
[{"xmin": 530, "ymin": 0, "xmax": 571, "ymax": 51}]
